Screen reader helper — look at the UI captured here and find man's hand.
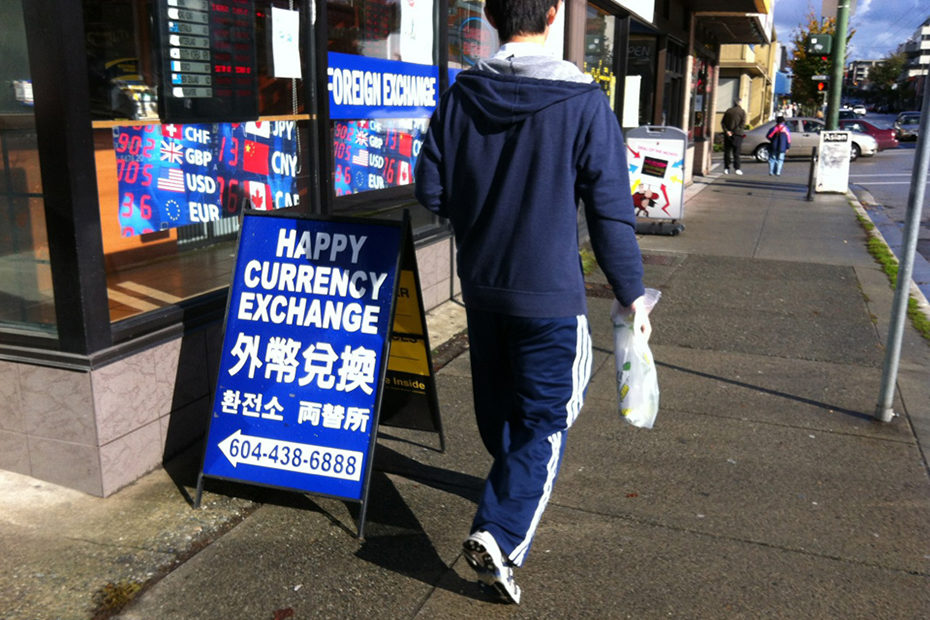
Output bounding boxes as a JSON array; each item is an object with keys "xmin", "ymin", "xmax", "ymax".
[{"xmin": 630, "ymin": 295, "xmax": 653, "ymax": 341}]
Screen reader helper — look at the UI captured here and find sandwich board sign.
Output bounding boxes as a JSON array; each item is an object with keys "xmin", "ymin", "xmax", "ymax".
[
  {"xmin": 195, "ymin": 209, "xmax": 441, "ymax": 538},
  {"xmin": 816, "ymin": 130, "xmax": 851, "ymax": 193},
  {"xmin": 626, "ymin": 125, "xmax": 687, "ymax": 235}
]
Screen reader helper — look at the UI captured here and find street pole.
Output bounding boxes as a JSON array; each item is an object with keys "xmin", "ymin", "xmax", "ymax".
[
  {"xmin": 825, "ymin": 0, "xmax": 850, "ymax": 130},
  {"xmin": 875, "ymin": 82, "xmax": 930, "ymax": 422}
]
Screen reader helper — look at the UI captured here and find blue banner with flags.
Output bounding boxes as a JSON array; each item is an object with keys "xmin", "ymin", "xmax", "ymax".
[{"xmin": 113, "ymin": 120, "xmax": 300, "ymax": 237}]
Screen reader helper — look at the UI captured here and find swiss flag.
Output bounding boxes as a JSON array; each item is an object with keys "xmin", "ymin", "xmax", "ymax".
[
  {"xmin": 245, "ymin": 181, "xmax": 271, "ymax": 210},
  {"xmin": 242, "ymin": 140, "xmax": 270, "ymax": 175},
  {"xmin": 162, "ymin": 124, "xmax": 182, "ymax": 139}
]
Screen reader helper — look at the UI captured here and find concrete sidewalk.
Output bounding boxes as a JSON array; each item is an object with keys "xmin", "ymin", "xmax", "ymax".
[{"xmin": 2, "ymin": 161, "xmax": 929, "ymax": 619}]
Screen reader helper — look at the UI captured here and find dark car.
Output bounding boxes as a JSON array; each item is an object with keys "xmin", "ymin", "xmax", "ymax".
[
  {"xmin": 837, "ymin": 119, "xmax": 899, "ymax": 151},
  {"xmin": 894, "ymin": 112, "xmax": 920, "ymax": 141}
]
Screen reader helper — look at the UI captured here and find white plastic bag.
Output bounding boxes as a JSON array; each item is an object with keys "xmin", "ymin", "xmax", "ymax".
[{"xmin": 611, "ymin": 289, "xmax": 661, "ymax": 428}]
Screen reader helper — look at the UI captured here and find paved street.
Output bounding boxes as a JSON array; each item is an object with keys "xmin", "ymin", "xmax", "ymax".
[{"xmin": 2, "ymin": 167, "xmax": 928, "ymax": 620}]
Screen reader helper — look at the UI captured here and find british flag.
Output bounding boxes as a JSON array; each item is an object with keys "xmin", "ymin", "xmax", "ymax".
[{"xmin": 160, "ymin": 139, "xmax": 183, "ymax": 165}]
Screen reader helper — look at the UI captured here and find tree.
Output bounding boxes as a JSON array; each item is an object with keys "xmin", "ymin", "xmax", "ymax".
[
  {"xmin": 867, "ymin": 52, "xmax": 909, "ymax": 111},
  {"xmin": 788, "ymin": 11, "xmax": 855, "ymax": 111}
]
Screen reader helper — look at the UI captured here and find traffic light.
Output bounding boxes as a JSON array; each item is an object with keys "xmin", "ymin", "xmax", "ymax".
[{"xmin": 817, "ymin": 81, "xmax": 826, "ymax": 92}]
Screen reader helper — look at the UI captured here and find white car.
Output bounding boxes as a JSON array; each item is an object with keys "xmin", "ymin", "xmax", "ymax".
[
  {"xmin": 852, "ymin": 105, "xmax": 867, "ymax": 116},
  {"xmin": 741, "ymin": 118, "xmax": 878, "ymax": 162}
]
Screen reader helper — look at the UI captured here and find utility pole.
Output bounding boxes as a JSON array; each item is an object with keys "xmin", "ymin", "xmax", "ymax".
[
  {"xmin": 875, "ymin": 84, "xmax": 930, "ymax": 422},
  {"xmin": 825, "ymin": 0, "xmax": 850, "ymax": 130}
]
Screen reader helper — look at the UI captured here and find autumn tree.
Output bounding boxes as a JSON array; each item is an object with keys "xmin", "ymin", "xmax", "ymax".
[{"xmin": 789, "ymin": 11, "xmax": 855, "ymax": 111}]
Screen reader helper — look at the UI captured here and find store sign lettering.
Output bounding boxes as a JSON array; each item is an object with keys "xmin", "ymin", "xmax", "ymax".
[{"xmin": 327, "ymin": 52, "xmax": 438, "ymax": 120}]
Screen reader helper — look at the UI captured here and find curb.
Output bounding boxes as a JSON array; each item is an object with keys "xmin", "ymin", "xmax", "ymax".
[{"xmin": 847, "ymin": 190, "xmax": 930, "ymax": 325}]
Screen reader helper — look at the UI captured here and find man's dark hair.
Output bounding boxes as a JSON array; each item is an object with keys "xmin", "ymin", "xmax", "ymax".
[{"xmin": 485, "ymin": 0, "xmax": 559, "ymax": 42}]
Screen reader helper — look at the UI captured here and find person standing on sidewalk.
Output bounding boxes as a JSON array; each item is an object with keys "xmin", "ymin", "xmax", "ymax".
[
  {"xmin": 765, "ymin": 115, "xmax": 791, "ymax": 176},
  {"xmin": 414, "ymin": 0, "xmax": 649, "ymax": 605},
  {"xmin": 721, "ymin": 99, "xmax": 746, "ymax": 175}
]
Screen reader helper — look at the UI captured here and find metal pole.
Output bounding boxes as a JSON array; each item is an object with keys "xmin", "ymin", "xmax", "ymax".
[
  {"xmin": 806, "ymin": 147, "xmax": 818, "ymax": 201},
  {"xmin": 826, "ymin": 1, "xmax": 850, "ymax": 130},
  {"xmin": 874, "ymin": 81, "xmax": 930, "ymax": 422}
]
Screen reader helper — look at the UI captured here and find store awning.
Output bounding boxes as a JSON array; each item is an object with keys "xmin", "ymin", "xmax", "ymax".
[{"xmin": 694, "ymin": 12, "xmax": 773, "ymax": 45}]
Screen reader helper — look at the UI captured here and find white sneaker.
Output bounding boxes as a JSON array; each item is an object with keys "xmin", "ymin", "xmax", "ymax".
[
  {"xmin": 735, "ymin": 169, "xmax": 743, "ymax": 175},
  {"xmin": 723, "ymin": 168, "xmax": 730, "ymax": 175},
  {"xmin": 463, "ymin": 530, "xmax": 522, "ymax": 604}
]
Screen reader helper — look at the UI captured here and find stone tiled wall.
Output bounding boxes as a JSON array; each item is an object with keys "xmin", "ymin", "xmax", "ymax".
[{"xmin": 416, "ymin": 237, "xmax": 458, "ymax": 311}]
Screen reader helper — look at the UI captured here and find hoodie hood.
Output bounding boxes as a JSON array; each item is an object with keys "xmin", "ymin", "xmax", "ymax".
[{"xmin": 453, "ymin": 57, "xmax": 600, "ymax": 127}]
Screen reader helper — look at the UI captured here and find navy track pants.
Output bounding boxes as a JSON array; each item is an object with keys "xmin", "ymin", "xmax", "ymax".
[{"xmin": 465, "ymin": 308, "xmax": 592, "ymax": 566}]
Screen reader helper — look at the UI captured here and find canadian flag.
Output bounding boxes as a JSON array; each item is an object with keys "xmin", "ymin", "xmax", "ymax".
[
  {"xmin": 398, "ymin": 161, "xmax": 411, "ymax": 185},
  {"xmin": 245, "ymin": 181, "xmax": 271, "ymax": 210}
]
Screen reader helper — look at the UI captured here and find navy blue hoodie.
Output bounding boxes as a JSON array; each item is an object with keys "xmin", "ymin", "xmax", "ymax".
[{"xmin": 414, "ymin": 56, "xmax": 644, "ymax": 318}]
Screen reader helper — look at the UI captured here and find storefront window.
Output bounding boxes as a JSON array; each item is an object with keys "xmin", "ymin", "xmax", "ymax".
[
  {"xmin": 662, "ymin": 40, "xmax": 685, "ymax": 128},
  {"xmin": 84, "ymin": 0, "xmax": 313, "ymax": 323},
  {"xmin": 688, "ymin": 57, "xmax": 711, "ymax": 140},
  {"xmin": 628, "ymin": 34, "xmax": 656, "ymax": 126},
  {"xmin": 448, "ymin": 0, "xmax": 498, "ymax": 73},
  {"xmin": 584, "ymin": 4, "xmax": 617, "ymax": 109},
  {"xmin": 0, "ymin": 2, "xmax": 56, "ymax": 335},
  {"xmin": 326, "ymin": 0, "xmax": 435, "ymax": 199}
]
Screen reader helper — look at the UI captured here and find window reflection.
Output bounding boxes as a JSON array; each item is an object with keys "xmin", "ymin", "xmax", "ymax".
[{"xmin": 0, "ymin": 2, "xmax": 56, "ymax": 334}]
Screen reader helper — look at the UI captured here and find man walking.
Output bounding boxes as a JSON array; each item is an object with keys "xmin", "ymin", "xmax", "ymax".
[
  {"xmin": 721, "ymin": 98, "xmax": 746, "ymax": 175},
  {"xmin": 415, "ymin": 0, "xmax": 649, "ymax": 605}
]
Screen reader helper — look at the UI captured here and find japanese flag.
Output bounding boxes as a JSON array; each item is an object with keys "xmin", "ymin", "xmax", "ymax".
[
  {"xmin": 245, "ymin": 121, "xmax": 271, "ymax": 138},
  {"xmin": 246, "ymin": 181, "xmax": 271, "ymax": 210}
]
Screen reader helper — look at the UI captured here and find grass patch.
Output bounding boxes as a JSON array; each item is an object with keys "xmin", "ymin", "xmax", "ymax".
[
  {"xmin": 855, "ymin": 206, "xmax": 930, "ymax": 342},
  {"xmin": 91, "ymin": 580, "xmax": 143, "ymax": 619},
  {"xmin": 580, "ymin": 247, "xmax": 597, "ymax": 276}
]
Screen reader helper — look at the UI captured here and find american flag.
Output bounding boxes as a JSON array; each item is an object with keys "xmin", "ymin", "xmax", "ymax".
[
  {"xmin": 351, "ymin": 149, "xmax": 369, "ymax": 166},
  {"xmin": 157, "ymin": 168, "xmax": 185, "ymax": 192},
  {"xmin": 160, "ymin": 139, "xmax": 183, "ymax": 164}
]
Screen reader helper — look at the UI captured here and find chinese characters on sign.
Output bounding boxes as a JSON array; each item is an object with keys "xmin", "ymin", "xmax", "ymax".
[
  {"xmin": 113, "ymin": 120, "xmax": 299, "ymax": 236},
  {"xmin": 202, "ymin": 214, "xmax": 403, "ymax": 501}
]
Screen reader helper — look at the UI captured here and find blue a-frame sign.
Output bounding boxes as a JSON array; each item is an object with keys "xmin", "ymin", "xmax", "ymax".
[{"xmin": 195, "ymin": 209, "xmax": 438, "ymax": 538}]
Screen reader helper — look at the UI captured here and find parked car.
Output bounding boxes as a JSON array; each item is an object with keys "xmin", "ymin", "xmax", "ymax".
[
  {"xmin": 893, "ymin": 111, "xmax": 921, "ymax": 141},
  {"xmin": 837, "ymin": 119, "xmax": 899, "ymax": 151},
  {"xmin": 852, "ymin": 104, "xmax": 867, "ymax": 116},
  {"xmin": 838, "ymin": 109, "xmax": 858, "ymax": 119},
  {"xmin": 741, "ymin": 117, "xmax": 879, "ymax": 162}
]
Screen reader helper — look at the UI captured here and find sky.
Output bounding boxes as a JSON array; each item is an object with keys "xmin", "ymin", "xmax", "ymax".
[{"xmin": 773, "ymin": 0, "xmax": 930, "ymax": 61}]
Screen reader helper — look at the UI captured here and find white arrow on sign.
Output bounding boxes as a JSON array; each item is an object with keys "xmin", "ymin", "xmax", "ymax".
[{"xmin": 217, "ymin": 429, "xmax": 363, "ymax": 482}]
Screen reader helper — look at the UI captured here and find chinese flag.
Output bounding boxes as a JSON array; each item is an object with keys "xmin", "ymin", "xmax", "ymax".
[
  {"xmin": 397, "ymin": 133, "xmax": 412, "ymax": 157},
  {"xmin": 245, "ymin": 181, "xmax": 271, "ymax": 210},
  {"xmin": 242, "ymin": 140, "xmax": 270, "ymax": 175}
]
